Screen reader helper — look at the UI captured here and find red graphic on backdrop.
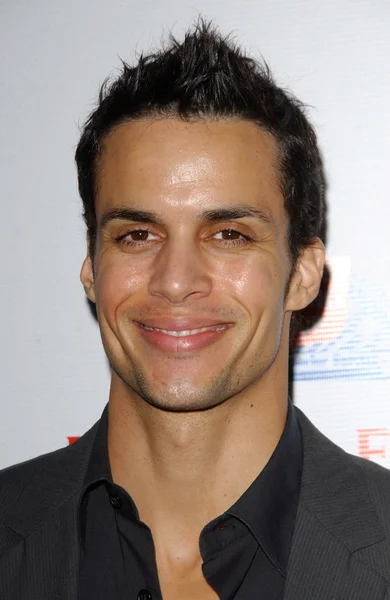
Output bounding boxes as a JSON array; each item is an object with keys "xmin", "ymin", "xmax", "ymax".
[
  {"xmin": 67, "ymin": 436, "xmax": 80, "ymax": 445},
  {"xmin": 357, "ymin": 429, "xmax": 390, "ymax": 461}
]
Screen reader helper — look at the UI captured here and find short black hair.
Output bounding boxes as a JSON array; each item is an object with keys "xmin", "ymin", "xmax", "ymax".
[{"xmin": 75, "ymin": 19, "xmax": 325, "ymax": 262}]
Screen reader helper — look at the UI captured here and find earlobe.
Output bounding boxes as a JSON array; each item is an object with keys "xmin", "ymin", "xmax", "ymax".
[
  {"xmin": 285, "ymin": 238, "xmax": 325, "ymax": 312},
  {"xmin": 80, "ymin": 255, "xmax": 96, "ymax": 303}
]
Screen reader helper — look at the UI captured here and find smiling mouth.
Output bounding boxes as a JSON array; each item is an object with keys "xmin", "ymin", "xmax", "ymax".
[{"xmin": 139, "ymin": 324, "xmax": 231, "ymax": 337}]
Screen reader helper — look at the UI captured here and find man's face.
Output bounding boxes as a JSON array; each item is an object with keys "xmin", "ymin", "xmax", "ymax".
[{"xmin": 81, "ymin": 118, "xmax": 320, "ymax": 411}]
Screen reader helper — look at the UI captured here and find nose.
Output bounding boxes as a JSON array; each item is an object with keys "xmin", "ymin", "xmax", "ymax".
[{"xmin": 148, "ymin": 240, "xmax": 213, "ymax": 304}]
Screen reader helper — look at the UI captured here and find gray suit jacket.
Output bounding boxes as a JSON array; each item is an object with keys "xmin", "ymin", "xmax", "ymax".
[{"xmin": 1, "ymin": 407, "xmax": 390, "ymax": 599}]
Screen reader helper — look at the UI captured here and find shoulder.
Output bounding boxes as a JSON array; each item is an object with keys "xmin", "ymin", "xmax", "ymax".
[
  {"xmin": 296, "ymin": 405, "xmax": 390, "ymax": 528},
  {"xmin": 0, "ymin": 421, "xmax": 99, "ymax": 521},
  {"xmin": 346, "ymin": 445, "xmax": 390, "ymax": 523},
  {"xmin": 296, "ymin": 405, "xmax": 390, "ymax": 484}
]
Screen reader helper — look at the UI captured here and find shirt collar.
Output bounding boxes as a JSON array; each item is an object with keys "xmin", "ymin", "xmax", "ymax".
[
  {"xmin": 82, "ymin": 403, "xmax": 111, "ymax": 487},
  {"xmin": 227, "ymin": 401, "xmax": 302, "ymax": 575}
]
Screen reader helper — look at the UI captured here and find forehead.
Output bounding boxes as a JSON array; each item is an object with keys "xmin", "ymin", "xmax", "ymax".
[{"xmin": 96, "ymin": 117, "xmax": 284, "ymax": 220}]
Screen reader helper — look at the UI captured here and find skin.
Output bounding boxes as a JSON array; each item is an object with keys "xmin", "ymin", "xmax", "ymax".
[{"xmin": 81, "ymin": 117, "xmax": 325, "ymax": 599}]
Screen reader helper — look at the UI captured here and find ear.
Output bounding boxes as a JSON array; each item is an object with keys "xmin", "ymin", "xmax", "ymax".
[
  {"xmin": 80, "ymin": 253, "xmax": 96, "ymax": 303},
  {"xmin": 285, "ymin": 238, "xmax": 325, "ymax": 312}
]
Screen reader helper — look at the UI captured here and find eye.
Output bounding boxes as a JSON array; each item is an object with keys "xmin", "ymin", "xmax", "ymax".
[
  {"xmin": 128, "ymin": 230, "xmax": 152, "ymax": 241},
  {"xmin": 116, "ymin": 229, "xmax": 160, "ymax": 247},
  {"xmin": 212, "ymin": 229, "xmax": 251, "ymax": 245},
  {"xmin": 214, "ymin": 229, "xmax": 242, "ymax": 240}
]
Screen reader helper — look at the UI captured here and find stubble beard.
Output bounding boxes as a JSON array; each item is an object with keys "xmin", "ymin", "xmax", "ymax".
[
  {"xmin": 108, "ymin": 353, "xmax": 238, "ymax": 412},
  {"xmin": 107, "ymin": 340, "xmax": 280, "ymax": 413}
]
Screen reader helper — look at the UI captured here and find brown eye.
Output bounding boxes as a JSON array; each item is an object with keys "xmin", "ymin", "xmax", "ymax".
[
  {"xmin": 211, "ymin": 228, "xmax": 251, "ymax": 246},
  {"xmin": 116, "ymin": 229, "xmax": 160, "ymax": 248},
  {"xmin": 130, "ymin": 230, "xmax": 149, "ymax": 241},
  {"xmin": 221, "ymin": 229, "xmax": 241, "ymax": 240}
]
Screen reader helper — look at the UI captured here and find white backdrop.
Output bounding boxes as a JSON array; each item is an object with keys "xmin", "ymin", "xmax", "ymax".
[{"xmin": 1, "ymin": 0, "xmax": 389, "ymax": 469}]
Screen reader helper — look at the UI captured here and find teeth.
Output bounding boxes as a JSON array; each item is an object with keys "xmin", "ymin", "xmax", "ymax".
[{"xmin": 141, "ymin": 324, "xmax": 228, "ymax": 336}]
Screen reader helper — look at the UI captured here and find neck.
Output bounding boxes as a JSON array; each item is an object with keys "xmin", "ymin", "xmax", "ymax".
[{"xmin": 107, "ymin": 360, "xmax": 289, "ymax": 531}]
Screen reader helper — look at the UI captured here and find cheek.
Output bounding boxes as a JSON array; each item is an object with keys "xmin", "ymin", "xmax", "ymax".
[
  {"xmin": 95, "ymin": 257, "xmax": 144, "ymax": 317},
  {"xmin": 215, "ymin": 256, "xmax": 283, "ymax": 314}
]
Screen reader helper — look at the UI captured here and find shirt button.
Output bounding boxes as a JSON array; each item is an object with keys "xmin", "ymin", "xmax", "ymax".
[
  {"xmin": 137, "ymin": 590, "xmax": 152, "ymax": 600},
  {"xmin": 109, "ymin": 494, "xmax": 122, "ymax": 509}
]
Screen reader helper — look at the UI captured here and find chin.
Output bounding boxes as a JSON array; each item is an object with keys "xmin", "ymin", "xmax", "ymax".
[
  {"xmin": 132, "ymin": 375, "xmax": 231, "ymax": 412},
  {"xmin": 106, "ymin": 349, "xmax": 233, "ymax": 411}
]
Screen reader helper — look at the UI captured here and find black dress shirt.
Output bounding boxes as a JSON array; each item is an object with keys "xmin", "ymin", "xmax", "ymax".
[{"xmin": 77, "ymin": 402, "xmax": 302, "ymax": 600}]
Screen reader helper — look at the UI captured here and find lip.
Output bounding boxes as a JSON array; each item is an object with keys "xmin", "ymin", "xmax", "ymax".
[
  {"xmin": 134, "ymin": 318, "xmax": 233, "ymax": 331},
  {"xmin": 134, "ymin": 318, "xmax": 233, "ymax": 354}
]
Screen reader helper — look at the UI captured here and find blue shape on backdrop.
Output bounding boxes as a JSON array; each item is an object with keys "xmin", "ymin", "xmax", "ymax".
[{"xmin": 293, "ymin": 276, "xmax": 390, "ymax": 381}]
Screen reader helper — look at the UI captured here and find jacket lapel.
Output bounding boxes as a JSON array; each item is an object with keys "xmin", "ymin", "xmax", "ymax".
[
  {"xmin": 285, "ymin": 408, "xmax": 389, "ymax": 600},
  {"xmin": 284, "ymin": 504, "xmax": 388, "ymax": 600}
]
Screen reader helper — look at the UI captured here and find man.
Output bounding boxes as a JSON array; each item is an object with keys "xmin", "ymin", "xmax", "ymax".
[{"xmin": 1, "ymin": 20, "xmax": 389, "ymax": 600}]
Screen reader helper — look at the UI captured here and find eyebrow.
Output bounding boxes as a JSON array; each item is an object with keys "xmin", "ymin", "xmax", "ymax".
[
  {"xmin": 99, "ymin": 205, "xmax": 274, "ymax": 229},
  {"xmin": 99, "ymin": 208, "xmax": 164, "ymax": 229},
  {"xmin": 200, "ymin": 207, "xmax": 273, "ymax": 225}
]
